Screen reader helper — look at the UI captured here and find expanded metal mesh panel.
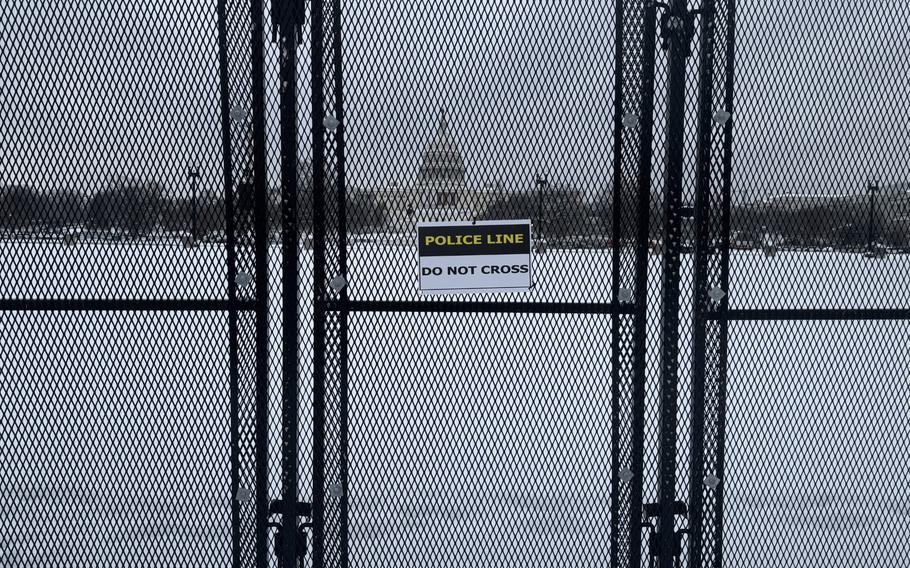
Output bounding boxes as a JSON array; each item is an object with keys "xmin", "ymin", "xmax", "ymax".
[
  {"xmin": 0, "ymin": 311, "xmax": 232, "ymax": 566},
  {"xmin": 338, "ymin": 1, "xmax": 620, "ymax": 304},
  {"xmin": 346, "ymin": 311, "xmax": 614, "ymax": 568},
  {"xmin": 725, "ymin": 321, "xmax": 910, "ymax": 566},
  {"xmin": 2, "ymin": 0, "xmax": 268, "ymax": 566},
  {"xmin": 306, "ymin": 2, "xmax": 653, "ymax": 568},
  {"xmin": 701, "ymin": 4, "xmax": 910, "ymax": 562},
  {"xmin": 0, "ymin": 243, "xmax": 230, "ymax": 300},
  {"xmin": 0, "ymin": 2, "xmax": 230, "ymax": 301},
  {"xmin": 729, "ymin": 0, "xmax": 910, "ymax": 310}
]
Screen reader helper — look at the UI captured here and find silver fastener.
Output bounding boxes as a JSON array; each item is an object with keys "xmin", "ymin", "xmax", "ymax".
[
  {"xmin": 235, "ymin": 486, "xmax": 252, "ymax": 503},
  {"xmin": 622, "ymin": 113, "xmax": 639, "ymax": 128},
  {"xmin": 329, "ymin": 275, "xmax": 347, "ymax": 292},
  {"xmin": 236, "ymin": 272, "xmax": 253, "ymax": 288},
  {"xmin": 323, "ymin": 115, "xmax": 341, "ymax": 131},
  {"xmin": 713, "ymin": 110, "xmax": 732, "ymax": 124},
  {"xmin": 708, "ymin": 287, "xmax": 726, "ymax": 302}
]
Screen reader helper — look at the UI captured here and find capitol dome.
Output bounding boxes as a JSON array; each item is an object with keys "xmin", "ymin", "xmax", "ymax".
[{"xmin": 417, "ymin": 109, "xmax": 465, "ymax": 187}]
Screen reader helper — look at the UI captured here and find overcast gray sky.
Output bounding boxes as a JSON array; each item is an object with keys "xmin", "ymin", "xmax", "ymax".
[{"xmin": 1, "ymin": 0, "xmax": 908, "ymax": 202}]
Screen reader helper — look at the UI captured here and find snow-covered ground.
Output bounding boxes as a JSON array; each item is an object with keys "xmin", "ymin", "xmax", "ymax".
[{"xmin": 0, "ymin": 241, "xmax": 908, "ymax": 566}]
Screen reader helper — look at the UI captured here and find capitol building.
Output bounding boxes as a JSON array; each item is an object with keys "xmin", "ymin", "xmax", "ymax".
[{"xmin": 378, "ymin": 110, "xmax": 497, "ymax": 233}]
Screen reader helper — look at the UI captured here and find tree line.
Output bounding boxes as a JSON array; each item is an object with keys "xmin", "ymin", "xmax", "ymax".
[
  {"xmin": 480, "ymin": 182, "xmax": 598, "ymax": 240},
  {"xmin": 1, "ymin": 182, "xmax": 225, "ymax": 239},
  {"xmin": 479, "ymin": 183, "xmax": 910, "ymax": 250},
  {"xmin": 0, "ymin": 176, "xmax": 390, "ymax": 241},
  {"xmin": 3, "ymin": 178, "xmax": 907, "ymax": 250},
  {"xmin": 732, "ymin": 198, "xmax": 910, "ymax": 250}
]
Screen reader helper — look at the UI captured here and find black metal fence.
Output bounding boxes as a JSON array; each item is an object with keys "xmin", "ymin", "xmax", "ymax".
[
  {"xmin": 1, "ymin": 1, "xmax": 908, "ymax": 567},
  {"xmin": 1, "ymin": 1, "xmax": 266, "ymax": 566}
]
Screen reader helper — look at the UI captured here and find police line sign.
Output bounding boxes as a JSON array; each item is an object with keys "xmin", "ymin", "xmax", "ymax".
[{"xmin": 417, "ymin": 220, "xmax": 533, "ymax": 294}]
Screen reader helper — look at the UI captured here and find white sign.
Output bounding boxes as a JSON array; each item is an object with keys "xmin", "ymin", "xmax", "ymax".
[{"xmin": 417, "ymin": 220, "xmax": 534, "ymax": 295}]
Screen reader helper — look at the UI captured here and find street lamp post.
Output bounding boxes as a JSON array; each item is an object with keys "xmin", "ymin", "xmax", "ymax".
[
  {"xmin": 187, "ymin": 166, "xmax": 201, "ymax": 245},
  {"xmin": 867, "ymin": 178, "xmax": 879, "ymax": 255},
  {"xmin": 535, "ymin": 173, "xmax": 547, "ymax": 251}
]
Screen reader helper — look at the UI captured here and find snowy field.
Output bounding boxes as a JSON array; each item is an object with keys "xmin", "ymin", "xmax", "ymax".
[{"xmin": 1, "ymin": 241, "xmax": 908, "ymax": 566}]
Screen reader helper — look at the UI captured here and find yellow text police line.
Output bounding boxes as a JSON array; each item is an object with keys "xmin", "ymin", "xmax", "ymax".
[{"xmin": 424, "ymin": 233, "xmax": 525, "ymax": 246}]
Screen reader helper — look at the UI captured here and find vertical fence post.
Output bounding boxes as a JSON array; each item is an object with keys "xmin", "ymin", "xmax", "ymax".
[
  {"xmin": 687, "ymin": 0, "xmax": 718, "ymax": 564},
  {"xmin": 712, "ymin": 1, "xmax": 737, "ymax": 565},
  {"xmin": 609, "ymin": 0, "xmax": 627, "ymax": 564},
  {"xmin": 631, "ymin": 3, "xmax": 659, "ymax": 568},
  {"xmin": 215, "ymin": 2, "xmax": 241, "ymax": 566},
  {"xmin": 248, "ymin": 0, "xmax": 272, "ymax": 565},
  {"xmin": 276, "ymin": 0, "xmax": 303, "ymax": 564},
  {"xmin": 328, "ymin": 0, "xmax": 351, "ymax": 562},
  {"xmin": 655, "ymin": 0, "xmax": 691, "ymax": 566},
  {"xmin": 309, "ymin": 0, "xmax": 329, "ymax": 564},
  {"xmin": 611, "ymin": 1, "xmax": 659, "ymax": 566}
]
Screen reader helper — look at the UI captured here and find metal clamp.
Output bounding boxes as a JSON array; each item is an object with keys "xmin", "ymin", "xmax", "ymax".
[
  {"xmin": 642, "ymin": 500, "xmax": 689, "ymax": 567},
  {"xmin": 270, "ymin": 0, "xmax": 307, "ymax": 44},
  {"xmin": 268, "ymin": 500, "xmax": 314, "ymax": 568},
  {"xmin": 652, "ymin": 1, "xmax": 708, "ymax": 56}
]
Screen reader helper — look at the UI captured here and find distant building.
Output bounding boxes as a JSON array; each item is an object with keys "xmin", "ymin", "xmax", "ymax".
[
  {"xmin": 380, "ymin": 110, "xmax": 496, "ymax": 233},
  {"xmin": 733, "ymin": 183, "xmax": 910, "ymax": 249},
  {"xmin": 753, "ymin": 183, "xmax": 910, "ymax": 211}
]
